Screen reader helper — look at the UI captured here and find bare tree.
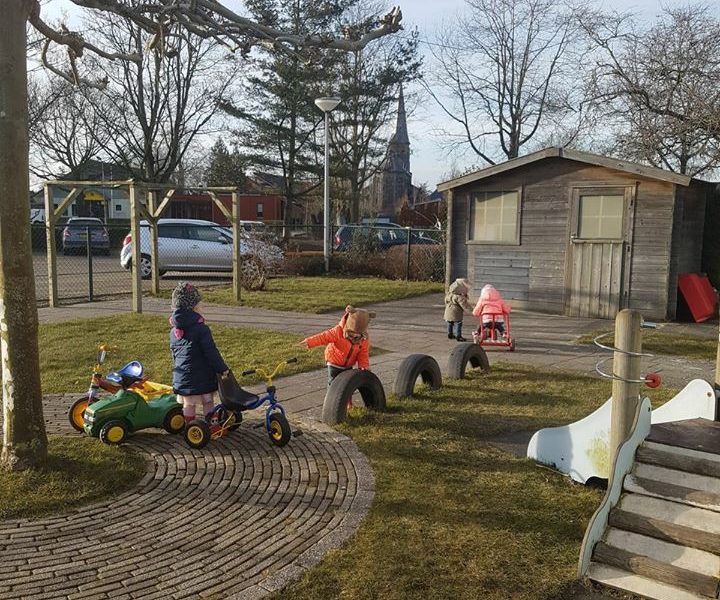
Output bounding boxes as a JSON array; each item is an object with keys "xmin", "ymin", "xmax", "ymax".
[
  {"xmin": 425, "ymin": 0, "xmax": 583, "ymax": 165},
  {"xmin": 1, "ymin": 0, "xmax": 403, "ymax": 471},
  {"xmin": 29, "ymin": 78, "xmax": 111, "ymax": 178},
  {"xmin": 581, "ymin": 4, "xmax": 720, "ymax": 176},
  {"xmin": 81, "ymin": 12, "xmax": 235, "ymax": 182}
]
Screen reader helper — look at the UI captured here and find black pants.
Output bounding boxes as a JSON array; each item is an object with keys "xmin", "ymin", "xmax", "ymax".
[{"xmin": 328, "ymin": 365, "xmax": 351, "ymax": 386}]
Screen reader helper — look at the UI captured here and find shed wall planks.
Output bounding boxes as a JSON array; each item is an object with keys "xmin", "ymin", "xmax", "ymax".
[{"xmin": 445, "ymin": 156, "xmax": 704, "ymax": 319}]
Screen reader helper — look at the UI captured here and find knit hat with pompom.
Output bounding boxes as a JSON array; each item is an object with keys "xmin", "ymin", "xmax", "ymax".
[{"xmin": 171, "ymin": 282, "xmax": 201, "ymax": 310}]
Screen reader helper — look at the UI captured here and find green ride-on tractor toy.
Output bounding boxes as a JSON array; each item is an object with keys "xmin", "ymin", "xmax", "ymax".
[{"xmin": 83, "ymin": 360, "xmax": 186, "ymax": 445}]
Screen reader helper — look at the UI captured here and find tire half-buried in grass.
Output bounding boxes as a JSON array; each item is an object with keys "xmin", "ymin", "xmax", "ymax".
[
  {"xmin": 447, "ymin": 342, "xmax": 490, "ymax": 379},
  {"xmin": 393, "ymin": 354, "xmax": 442, "ymax": 399},
  {"xmin": 322, "ymin": 369, "xmax": 386, "ymax": 425}
]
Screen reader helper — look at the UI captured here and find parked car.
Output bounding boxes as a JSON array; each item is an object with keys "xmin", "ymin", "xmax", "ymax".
[
  {"xmin": 333, "ymin": 223, "xmax": 441, "ymax": 252},
  {"xmin": 62, "ymin": 217, "xmax": 110, "ymax": 255},
  {"xmin": 120, "ymin": 218, "xmax": 283, "ymax": 279}
]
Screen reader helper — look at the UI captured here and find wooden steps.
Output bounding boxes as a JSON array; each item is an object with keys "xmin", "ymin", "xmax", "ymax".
[{"xmin": 587, "ymin": 437, "xmax": 720, "ymax": 600}]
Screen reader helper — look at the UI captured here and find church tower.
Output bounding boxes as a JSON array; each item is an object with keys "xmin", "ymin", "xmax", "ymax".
[{"xmin": 378, "ymin": 85, "xmax": 412, "ymax": 217}]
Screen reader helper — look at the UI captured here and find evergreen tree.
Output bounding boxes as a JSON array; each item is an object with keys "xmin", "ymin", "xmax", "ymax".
[
  {"xmin": 221, "ymin": 0, "xmax": 355, "ymax": 233},
  {"xmin": 204, "ymin": 139, "xmax": 248, "ymax": 188}
]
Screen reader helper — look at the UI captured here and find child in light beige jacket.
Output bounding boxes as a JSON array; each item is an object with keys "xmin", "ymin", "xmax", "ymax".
[{"xmin": 443, "ymin": 278, "xmax": 473, "ymax": 341}]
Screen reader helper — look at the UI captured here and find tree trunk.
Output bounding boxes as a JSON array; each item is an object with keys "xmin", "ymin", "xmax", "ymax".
[
  {"xmin": 0, "ymin": 0, "xmax": 48, "ymax": 471},
  {"xmin": 350, "ymin": 177, "xmax": 361, "ymax": 223}
]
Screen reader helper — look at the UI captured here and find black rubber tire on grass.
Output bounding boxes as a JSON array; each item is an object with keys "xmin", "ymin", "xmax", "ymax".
[
  {"xmin": 393, "ymin": 354, "xmax": 442, "ymax": 399},
  {"xmin": 322, "ymin": 369, "xmax": 386, "ymax": 425},
  {"xmin": 447, "ymin": 342, "xmax": 490, "ymax": 379}
]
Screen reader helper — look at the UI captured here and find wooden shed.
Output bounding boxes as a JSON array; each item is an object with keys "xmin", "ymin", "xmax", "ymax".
[{"xmin": 438, "ymin": 147, "xmax": 713, "ymax": 320}]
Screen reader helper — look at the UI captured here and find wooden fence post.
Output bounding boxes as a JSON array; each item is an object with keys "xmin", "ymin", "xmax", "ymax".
[
  {"xmin": 231, "ymin": 190, "xmax": 241, "ymax": 302},
  {"xmin": 129, "ymin": 183, "xmax": 142, "ymax": 313},
  {"xmin": 44, "ymin": 184, "xmax": 58, "ymax": 308},
  {"xmin": 610, "ymin": 309, "xmax": 643, "ymax": 462}
]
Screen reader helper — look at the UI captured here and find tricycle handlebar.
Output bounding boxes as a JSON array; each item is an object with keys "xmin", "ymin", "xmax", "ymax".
[{"xmin": 240, "ymin": 358, "xmax": 298, "ymax": 383}]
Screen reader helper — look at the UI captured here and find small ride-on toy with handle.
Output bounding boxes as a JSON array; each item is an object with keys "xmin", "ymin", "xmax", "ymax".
[
  {"xmin": 473, "ymin": 312, "xmax": 515, "ymax": 351},
  {"xmin": 183, "ymin": 358, "xmax": 296, "ymax": 450},
  {"xmin": 69, "ymin": 344, "xmax": 175, "ymax": 432},
  {"xmin": 82, "ymin": 360, "xmax": 185, "ymax": 445}
]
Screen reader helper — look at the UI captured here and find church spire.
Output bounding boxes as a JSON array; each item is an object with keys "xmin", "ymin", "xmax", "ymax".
[{"xmin": 390, "ymin": 84, "xmax": 409, "ymax": 146}]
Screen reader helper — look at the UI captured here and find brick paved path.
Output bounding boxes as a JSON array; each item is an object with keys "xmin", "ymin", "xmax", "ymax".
[{"xmin": 0, "ymin": 396, "xmax": 374, "ymax": 600}]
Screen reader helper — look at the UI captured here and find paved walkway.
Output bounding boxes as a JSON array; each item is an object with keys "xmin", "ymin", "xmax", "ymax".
[{"xmin": 3, "ymin": 294, "xmax": 714, "ymax": 599}]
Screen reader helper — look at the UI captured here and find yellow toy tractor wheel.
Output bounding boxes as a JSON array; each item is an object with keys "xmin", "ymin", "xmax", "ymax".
[
  {"xmin": 163, "ymin": 407, "xmax": 186, "ymax": 434},
  {"xmin": 99, "ymin": 420, "xmax": 128, "ymax": 445},
  {"xmin": 68, "ymin": 397, "xmax": 89, "ymax": 432}
]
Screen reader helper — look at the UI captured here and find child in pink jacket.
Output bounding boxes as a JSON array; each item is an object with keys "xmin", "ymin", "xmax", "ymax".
[{"xmin": 472, "ymin": 284, "xmax": 511, "ymax": 340}]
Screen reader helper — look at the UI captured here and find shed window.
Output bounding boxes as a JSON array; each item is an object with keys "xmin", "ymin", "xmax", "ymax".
[
  {"xmin": 470, "ymin": 191, "xmax": 519, "ymax": 243},
  {"xmin": 256, "ymin": 203, "xmax": 264, "ymax": 218},
  {"xmin": 578, "ymin": 194, "xmax": 624, "ymax": 239}
]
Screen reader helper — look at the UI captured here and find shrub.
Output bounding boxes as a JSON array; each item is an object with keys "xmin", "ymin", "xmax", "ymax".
[
  {"xmin": 282, "ymin": 254, "xmax": 327, "ymax": 276},
  {"xmin": 334, "ymin": 252, "xmax": 387, "ymax": 277}
]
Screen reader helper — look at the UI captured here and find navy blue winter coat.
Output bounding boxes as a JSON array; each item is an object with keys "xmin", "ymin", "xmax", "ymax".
[{"xmin": 169, "ymin": 309, "xmax": 228, "ymax": 395}]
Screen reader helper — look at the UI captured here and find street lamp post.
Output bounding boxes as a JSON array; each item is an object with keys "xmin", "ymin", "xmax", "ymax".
[{"xmin": 314, "ymin": 96, "xmax": 341, "ymax": 273}]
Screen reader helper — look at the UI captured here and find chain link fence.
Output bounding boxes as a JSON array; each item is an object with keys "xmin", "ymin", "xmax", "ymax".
[{"xmin": 31, "ymin": 220, "xmax": 445, "ymax": 307}]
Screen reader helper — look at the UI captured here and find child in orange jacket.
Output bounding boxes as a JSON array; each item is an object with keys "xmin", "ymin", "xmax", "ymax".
[{"xmin": 301, "ymin": 305, "xmax": 375, "ymax": 385}]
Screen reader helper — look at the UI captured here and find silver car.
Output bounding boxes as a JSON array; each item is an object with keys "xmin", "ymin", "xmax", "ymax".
[{"xmin": 120, "ymin": 218, "xmax": 283, "ymax": 279}]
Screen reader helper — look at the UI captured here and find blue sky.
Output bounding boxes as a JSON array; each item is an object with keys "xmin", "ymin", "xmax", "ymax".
[{"xmin": 40, "ymin": 0, "xmax": 713, "ymax": 188}]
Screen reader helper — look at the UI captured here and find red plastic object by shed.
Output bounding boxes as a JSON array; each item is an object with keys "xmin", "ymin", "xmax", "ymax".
[{"xmin": 678, "ymin": 273, "xmax": 718, "ymax": 322}]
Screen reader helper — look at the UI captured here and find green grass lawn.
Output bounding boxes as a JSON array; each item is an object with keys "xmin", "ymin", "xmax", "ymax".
[
  {"xmin": 38, "ymin": 313, "xmax": 327, "ymax": 392},
  {"xmin": 273, "ymin": 363, "xmax": 676, "ymax": 600},
  {"xmin": 577, "ymin": 328, "xmax": 717, "ymax": 361},
  {"xmin": 4, "ymin": 312, "xmax": 332, "ymax": 519},
  {"xmin": 0, "ymin": 436, "xmax": 146, "ymax": 520},
  {"xmin": 156, "ymin": 276, "xmax": 444, "ymax": 313}
]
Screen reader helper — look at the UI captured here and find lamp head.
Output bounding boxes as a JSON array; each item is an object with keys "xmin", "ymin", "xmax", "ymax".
[{"xmin": 314, "ymin": 97, "xmax": 341, "ymax": 112}]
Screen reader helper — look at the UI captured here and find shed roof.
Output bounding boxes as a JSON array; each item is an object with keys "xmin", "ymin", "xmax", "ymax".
[{"xmin": 436, "ymin": 147, "xmax": 692, "ymax": 192}]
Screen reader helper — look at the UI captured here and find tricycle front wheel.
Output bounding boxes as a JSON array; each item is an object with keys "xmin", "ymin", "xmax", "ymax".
[
  {"xmin": 68, "ymin": 397, "xmax": 89, "ymax": 432},
  {"xmin": 268, "ymin": 413, "xmax": 291, "ymax": 447},
  {"xmin": 184, "ymin": 419, "xmax": 210, "ymax": 449}
]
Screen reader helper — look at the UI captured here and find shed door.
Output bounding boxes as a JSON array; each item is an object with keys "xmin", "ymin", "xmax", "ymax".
[{"xmin": 567, "ymin": 188, "xmax": 631, "ymax": 319}]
